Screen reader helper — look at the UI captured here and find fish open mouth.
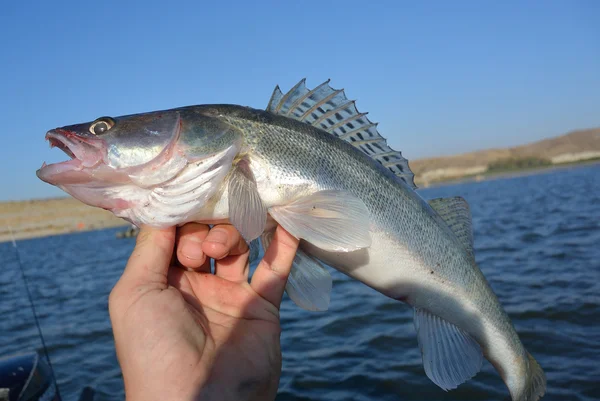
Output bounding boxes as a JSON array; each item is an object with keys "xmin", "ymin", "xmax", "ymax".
[
  {"xmin": 48, "ymin": 135, "xmax": 76, "ymax": 159},
  {"xmin": 37, "ymin": 129, "xmax": 106, "ymax": 184}
]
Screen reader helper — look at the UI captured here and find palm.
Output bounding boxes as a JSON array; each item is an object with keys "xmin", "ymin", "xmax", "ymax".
[
  {"xmin": 172, "ymin": 269, "xmax": 283, "ymax": 397},
  {"xmin": 110, "ymin": 223, "xmax": 298, "ymax": 401}
]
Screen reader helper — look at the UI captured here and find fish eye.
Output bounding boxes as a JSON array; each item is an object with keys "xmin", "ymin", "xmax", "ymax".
[{"xmin": 89, "ymin": 117, "xmax": 115, "ymax": 135}]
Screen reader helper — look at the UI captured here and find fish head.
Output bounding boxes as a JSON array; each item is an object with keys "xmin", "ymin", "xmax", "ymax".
[
  {"xmin": 36, "ymin": 107, "xmax": 242, "ymax": 226},
  {"xmin": 37, "ymin": 111, "xmax": 181, "ymax": 185}
]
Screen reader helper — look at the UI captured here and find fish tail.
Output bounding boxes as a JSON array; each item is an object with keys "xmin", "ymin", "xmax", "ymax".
[
  {"xmin": 526, "ymin": 353, "xmax": 546, "ymax": 401},
  {"xmin": 515, "ymin": 353, "xmax": 546, "ymax": 401}
]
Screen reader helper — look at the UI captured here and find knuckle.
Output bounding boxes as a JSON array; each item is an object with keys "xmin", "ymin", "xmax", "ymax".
[
  {"xmin": 278, "ymin": 237, "xmax": 299, "ymax": 253},
  {"xmin": 263, "ymin": 260, "xmax": 289, "ymax": 279},
  {"xmin": 180, "ymin": 222, "xmax": 208, "ymax": 236},
  {"xmin": 274, "ymin": 227, "xmax": 300, "ymax": 250},
  {"xmin": 235, "ymin": 239, "xmax": 249, "ymax": 254}
]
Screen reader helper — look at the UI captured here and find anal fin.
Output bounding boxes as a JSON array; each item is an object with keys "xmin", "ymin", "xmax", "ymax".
[
  {"xmin": 414, "ymin": 308, "xmax": 483, "ymax": 391},
  {"xmin": 261, "ymin": 231, "xmax": 332, "ymax": 311}
]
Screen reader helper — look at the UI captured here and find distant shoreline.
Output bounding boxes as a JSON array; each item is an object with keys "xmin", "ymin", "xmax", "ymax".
[
  {"xmin": 0, "ymin": 198, "xmax": 128, "ymax": 243},
  {"xmin": 418, "ymin": 158, "xmax": 600, "ymax": 189},
  {"xmin": 411, "ymin": 127, "xmax": 600, "ymax": 187}
]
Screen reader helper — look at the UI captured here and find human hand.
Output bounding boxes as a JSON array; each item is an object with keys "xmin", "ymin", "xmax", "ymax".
[{"xmin": 109, "ymin": 223, "xmax": 299, "ymax": 401}]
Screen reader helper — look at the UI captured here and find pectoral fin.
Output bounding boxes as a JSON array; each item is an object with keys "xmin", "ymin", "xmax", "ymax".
[
  {"xmin": 261, "ymin": 230, "xmax": 332, "ymax": 311},
  {"xmin": 414, "ymin": 308, "xmax": 483, "ymax": 391},
  {"xmin": 269, "ymin": 190, "xmax": 371, "ymax": 252},
  {"xmin": 228, "ymin": 158, "xmax": 266, "ymax": 242}
]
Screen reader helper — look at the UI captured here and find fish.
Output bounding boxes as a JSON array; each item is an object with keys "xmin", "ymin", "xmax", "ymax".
[{"xmin": 36, "ymin": 79, "xmax": 546, "ymax": 400}]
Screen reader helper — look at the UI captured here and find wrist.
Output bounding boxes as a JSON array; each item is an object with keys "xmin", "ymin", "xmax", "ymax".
[
  {"xmin": 123, "ymin": 375, "xmax": 204, "ymax": 401},
  {"xmin": 125, "ymin": 386, "xmax": 198, "ymax": 401}
]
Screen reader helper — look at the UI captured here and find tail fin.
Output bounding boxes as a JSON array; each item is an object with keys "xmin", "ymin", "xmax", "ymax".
[{"xmin": 523, "ymin": 353, "xmax": 546, "ymax": 401}]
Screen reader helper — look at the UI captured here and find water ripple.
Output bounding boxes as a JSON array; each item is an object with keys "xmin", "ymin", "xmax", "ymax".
[{"xmin": 1, "ymin": 164, "xmax": 599, "ymax": 400}]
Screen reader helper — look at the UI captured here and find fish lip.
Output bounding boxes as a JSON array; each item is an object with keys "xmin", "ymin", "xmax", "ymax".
[
  {"xmin": 44, "ymin": 129, "xmax": 106, "ymax": 167},
  {"xmin": 37, "ymin": 129, "xmax": 107, "ymax": 184}
]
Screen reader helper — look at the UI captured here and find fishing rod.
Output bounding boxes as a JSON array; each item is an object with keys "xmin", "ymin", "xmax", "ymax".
[{"xmin": 8, "ymin": 226, "xmax": 63, "ymax": 401}]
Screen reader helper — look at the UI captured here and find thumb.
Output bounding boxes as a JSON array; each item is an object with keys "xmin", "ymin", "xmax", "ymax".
[{"xmin": 119, "ymin": 225, "xmax": 176, "ymax": 290}]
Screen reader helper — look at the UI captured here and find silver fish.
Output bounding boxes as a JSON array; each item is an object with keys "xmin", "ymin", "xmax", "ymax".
[{"xmin": 37, "ymin": 79, "xmax": 546, "ymax": 400}]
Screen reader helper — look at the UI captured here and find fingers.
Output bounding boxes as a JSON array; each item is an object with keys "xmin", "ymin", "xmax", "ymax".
[
  {"xmin": 120, "ymin": 225, "xmax": 176, "ymax": 289},
  {"xmin": 177, "ymin": 223, "xmax": 211, "ymax": 272},
  {"xmin": 250, "ymin": 225, "xmax": 299, "ymax": 308},
  {"xmin": 213, "ymin": 252, "xmax": 250, "ymax": 283},
  {"xmin": 205, "ymin": 224, "xmax": 250, "ymax": 283},
  {"xmin": 202, "ymin": 225, "xmax": 248, "ymax": 260},
  {"xmin": 176, "ymin": 223, "xmax": 250, "ymax": 282}
]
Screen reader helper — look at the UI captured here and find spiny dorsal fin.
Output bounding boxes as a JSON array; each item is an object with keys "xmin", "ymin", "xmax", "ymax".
[
  {"xmin": 267, "ymin": 79, "xmax": 416, "ymax": 189},
  {"xmin": 267, "ymin": 85, "xmax": 284, "ymax": 112},
  {"xmin": 428, "ymin": 197, "xmax": 474, "ymax": 258}
]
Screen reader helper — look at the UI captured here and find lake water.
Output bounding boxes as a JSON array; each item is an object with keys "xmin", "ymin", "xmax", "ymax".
[{"xmin": 1, "ymin": 164, "xmax": 599, "ymax": 401}]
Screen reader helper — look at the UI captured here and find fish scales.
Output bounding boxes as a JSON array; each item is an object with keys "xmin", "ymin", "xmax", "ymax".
[{"xmin": 221, "ymin": 106, "xmax": 526, "ymax": 377}]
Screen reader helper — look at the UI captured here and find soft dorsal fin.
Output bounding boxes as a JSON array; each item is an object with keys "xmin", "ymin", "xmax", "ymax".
[
  {"xmin": 428, "ymin": 197, "xmax": 474, "ymax": 258},
  {"xmin": 267, "ymin": 79, "xmax": 417, "ymax": 189}
]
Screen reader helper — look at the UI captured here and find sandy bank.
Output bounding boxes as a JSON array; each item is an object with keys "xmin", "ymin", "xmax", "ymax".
[{"xmin": 0, "ymin": 198, "xmax": 128, "ymax": 243}]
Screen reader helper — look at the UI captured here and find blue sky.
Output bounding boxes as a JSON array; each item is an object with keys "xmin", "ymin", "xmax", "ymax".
[{"xmin": 1, "ymin": 1, "xmax": 598, "ymax": 200}]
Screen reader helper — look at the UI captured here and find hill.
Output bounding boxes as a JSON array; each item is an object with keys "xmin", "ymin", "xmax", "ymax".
[{"xmin": 409, "ymin": 128, "xmax": 600, "ymax": 186}]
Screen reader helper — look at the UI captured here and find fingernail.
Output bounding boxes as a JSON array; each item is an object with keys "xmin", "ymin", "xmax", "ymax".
[
  {"xmin": 181, "ymin": 239, "xmax": 204, "ymax": 260},
  {"xmin": 206, "ymin": 228, "xmax": 228, "ymax": 245}
]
